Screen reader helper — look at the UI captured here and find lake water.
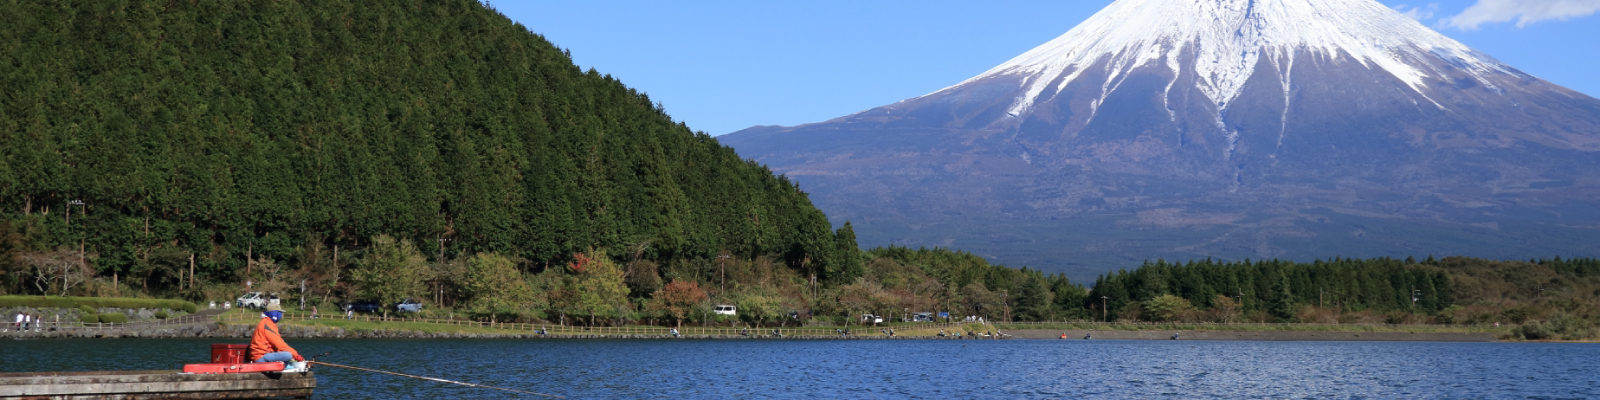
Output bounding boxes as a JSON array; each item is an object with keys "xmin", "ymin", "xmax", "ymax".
[{"xmin": 4, "ymin": 338, "xmax": 1598, "ymax": 399}]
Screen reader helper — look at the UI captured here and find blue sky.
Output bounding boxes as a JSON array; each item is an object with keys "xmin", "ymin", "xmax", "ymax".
[{"xmin": 495, "ymin": 1, "xmax": 1600, "ymax": 136}]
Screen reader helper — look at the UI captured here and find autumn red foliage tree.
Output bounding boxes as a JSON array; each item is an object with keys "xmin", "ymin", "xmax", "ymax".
[{"xmin": 655, "ymin": 280, "xmax": 708, "ymax": 328}]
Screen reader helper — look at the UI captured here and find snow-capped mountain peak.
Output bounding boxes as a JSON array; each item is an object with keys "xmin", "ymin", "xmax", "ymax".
[{"xmin": 942, "ymin": 0, "xmax": 1515, "ymax": 116}]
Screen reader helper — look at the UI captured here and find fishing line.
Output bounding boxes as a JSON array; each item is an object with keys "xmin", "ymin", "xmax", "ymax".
[{"xmin": 310, "ymin": 360, "xmax": 563, "ymax": 396}]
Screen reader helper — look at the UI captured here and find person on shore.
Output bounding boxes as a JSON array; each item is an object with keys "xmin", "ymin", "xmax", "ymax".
[
  {"xmin": 310, "ymin": 306, "xmax": 319, "ymax": 319},
  {"xmin": 249, "ymin": 303, "xmax": 304, "ymax": 364},
  {"xmin": 670, "ymin": 327, "xmax": 680, "ymax": 337},
  {"xmin": 11, "ymin": 311, "xmax": 20, "ymax": 331},
  {"xmin": 345, "ymin": 306, "xmax": 353, "ymax": 320}
]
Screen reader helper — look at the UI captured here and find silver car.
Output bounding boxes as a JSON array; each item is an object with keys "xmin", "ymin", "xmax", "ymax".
[{"xmin": 396, "ymin": 298, "xmax": 424, "ymax": 313}]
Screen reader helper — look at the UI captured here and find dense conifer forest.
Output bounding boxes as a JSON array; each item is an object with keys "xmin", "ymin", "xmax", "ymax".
[
  {"xmin": 1, "ymin": 1, "xmax": 1594, "ymax": 337},
  {"xmin": 0, "ymin": 0, "xmax": 855, "ymax": 291}
]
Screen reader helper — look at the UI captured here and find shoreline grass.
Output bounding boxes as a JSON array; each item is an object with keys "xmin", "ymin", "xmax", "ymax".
[{"xmin": 994, "ymin": 322, "xmax": 1508, "ymax": 335}]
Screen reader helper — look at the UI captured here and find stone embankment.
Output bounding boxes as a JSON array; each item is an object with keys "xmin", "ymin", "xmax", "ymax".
[{"xmin": 1003, "ymin": 329, "xmax": 1497, "ymax": 342}]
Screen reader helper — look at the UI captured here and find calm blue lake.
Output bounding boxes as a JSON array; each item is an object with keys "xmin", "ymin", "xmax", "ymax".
[{"xmin": 4, "ymin": 338, "xmax": 1597, "ymax": 399}]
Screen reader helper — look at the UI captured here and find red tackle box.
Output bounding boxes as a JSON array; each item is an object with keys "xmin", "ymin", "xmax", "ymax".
[
  {"xmin": 183, "ymin": 362, "xmax": 284, "ymax": 374},
  {"xmin": 211, "ymin": 343, "xmax": 250, "ymax": 364}
]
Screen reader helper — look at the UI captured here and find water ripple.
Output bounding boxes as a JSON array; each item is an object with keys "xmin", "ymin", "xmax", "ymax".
[{"xmin": 5, "ymin": 339, "xmax": 1600, "ymax": 399}]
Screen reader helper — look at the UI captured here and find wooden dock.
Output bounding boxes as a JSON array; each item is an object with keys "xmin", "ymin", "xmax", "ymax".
[{"xmin": 0, "ymin": 370, "xmax": 314, "ymax": 399}]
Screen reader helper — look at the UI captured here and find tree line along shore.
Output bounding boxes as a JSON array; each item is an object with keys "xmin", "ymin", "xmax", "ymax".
[{"xmin": 7, "ymin": 241, "xmax": 1599, "ymax": 342}]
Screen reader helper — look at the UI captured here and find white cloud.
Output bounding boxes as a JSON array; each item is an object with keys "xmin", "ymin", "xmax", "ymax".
[
  {"xmin": 1393, "ymin": 3, "xmax": 1440, "ymax": 21},
  {"xmin": 1440, "ymin": 0, "xmax": 1600, "ymax": 30}
]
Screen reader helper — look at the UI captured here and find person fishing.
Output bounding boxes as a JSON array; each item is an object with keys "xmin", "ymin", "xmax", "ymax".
[{"xmin": 249, "ymin": 303, "xmax": 304, "ymax": 364}]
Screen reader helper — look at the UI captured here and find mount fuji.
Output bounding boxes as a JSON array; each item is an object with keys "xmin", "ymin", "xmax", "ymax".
[{"xmin": 719, "ymin": 0, "xmax": 1600, "ymax": 281}]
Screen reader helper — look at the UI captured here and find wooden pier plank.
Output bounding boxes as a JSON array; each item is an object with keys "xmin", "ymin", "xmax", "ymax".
[{"xmin": 0, "ymin": 370, "xmax": 313, "ymax": 399}]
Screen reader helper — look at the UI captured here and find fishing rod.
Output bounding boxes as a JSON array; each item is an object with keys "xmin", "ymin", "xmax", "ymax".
[{"xmin": 309, "ymin": 359, "xmax": 563, "ymax": 398}]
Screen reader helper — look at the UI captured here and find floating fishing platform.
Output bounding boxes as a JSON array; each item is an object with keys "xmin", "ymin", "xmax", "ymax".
[{"xmin": 0, "ymin": 369, "xmax": 315, "ymax": 399}]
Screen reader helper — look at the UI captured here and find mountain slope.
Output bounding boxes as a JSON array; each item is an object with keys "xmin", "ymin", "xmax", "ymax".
[
  {"xmin": 721, "ymin": 0, "xmax": 1600, "ymax": 282},
  {"xmin": 0, "ymin": 0, "xmax": 852, "ymax": 283}
]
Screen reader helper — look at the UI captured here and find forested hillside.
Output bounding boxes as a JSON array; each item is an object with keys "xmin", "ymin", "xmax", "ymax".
[
  {"xmin": 0, "ymin": 0, "xmax": 856, "ymax": 297},
  {"xmin": 1085, "ymin": 256, "xmax": 1600, "ymax": 339}
]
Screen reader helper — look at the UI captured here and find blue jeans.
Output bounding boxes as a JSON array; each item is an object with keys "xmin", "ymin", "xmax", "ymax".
[{"xmin": 254, "ymin": 351, "xmax": 294, "ymax": 363}]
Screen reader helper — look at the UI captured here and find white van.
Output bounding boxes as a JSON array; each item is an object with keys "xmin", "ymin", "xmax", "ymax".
[
  {"xmin": 236, "ymin": 292, "xmax": 266, "ymax": 309},
  {"xmin": 713, "ymin": 304, "xmax": 738, "ymax": 316}
]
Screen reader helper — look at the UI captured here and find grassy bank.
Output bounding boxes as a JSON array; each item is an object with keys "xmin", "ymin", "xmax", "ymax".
[{"xmin": 1, "ymin": 295, "xmax": 198, "ymax": 313}]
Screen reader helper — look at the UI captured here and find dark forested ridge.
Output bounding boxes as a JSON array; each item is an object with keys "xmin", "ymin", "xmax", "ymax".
[{"xmin": 0, "ymin": 0, "xmax": 855, "ymax": 293}]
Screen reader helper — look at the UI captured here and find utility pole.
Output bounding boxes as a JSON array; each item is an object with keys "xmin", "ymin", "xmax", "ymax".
[
  {"xmin": 1100, "ymin": 296, "xmax": 1109, "ymax": 322},
  {"xmin": 1002, "ymin": 293, "xmax": 1010, "ymax": 323},
  {"xmin": 67, "ymin": 200, "xmax": 83, "ymax": 229},
  {"xmin": 716, "ymin": 253, "xmax": 731, "ymax": 294}
]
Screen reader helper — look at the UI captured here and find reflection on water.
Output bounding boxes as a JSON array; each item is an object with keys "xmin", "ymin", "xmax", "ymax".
[{"xmin": 5, "ymin": 338, "xmax": 1598, "ymax": 399}]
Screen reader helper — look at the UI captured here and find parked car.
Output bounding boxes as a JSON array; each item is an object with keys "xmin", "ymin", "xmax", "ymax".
[
  {"xmin": 236, "ymin": 292, "xmax": 267, "ymax": 309},
  {"xmin": 346, "ymin": 300, "xmax": 382, "ymax": 313},
  {"xmin": 714, "ymin": 304, "xmax": 738, "ymax": 316},
  {"xmin": 861, "ymin": 314, "xmax": 883, "ymax": 324},
  {"xmin": 909, "ymin": 312, "xmax": 935, "ymax": 322},
  {"xmin": 396, "ymin": 298, "xmax": 424, "ymax": 313}
]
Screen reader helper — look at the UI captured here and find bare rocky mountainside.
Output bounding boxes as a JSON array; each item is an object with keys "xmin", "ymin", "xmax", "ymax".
[{"xmin": 719, "ymin": 0, "xmax": 1600, "ymax": 282}]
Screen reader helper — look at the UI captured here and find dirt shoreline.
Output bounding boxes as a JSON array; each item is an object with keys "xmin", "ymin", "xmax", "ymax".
[{"xmin": 1003, "ymin": 329, "xmax": 1497, "ymax": 342}]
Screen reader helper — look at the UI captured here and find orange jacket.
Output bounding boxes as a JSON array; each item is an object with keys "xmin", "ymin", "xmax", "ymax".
[{"xmin": 248, "ymin": 316, "xmax": 301, "ymax": 362}]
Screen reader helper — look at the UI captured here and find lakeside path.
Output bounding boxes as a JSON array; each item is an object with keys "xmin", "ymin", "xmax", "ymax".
[{"xmin": 1002, "ymin": 329, "xmax": 1496, "ymax": 342}]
